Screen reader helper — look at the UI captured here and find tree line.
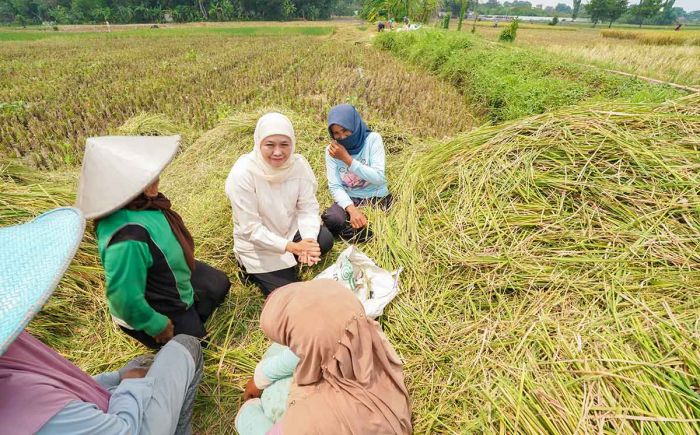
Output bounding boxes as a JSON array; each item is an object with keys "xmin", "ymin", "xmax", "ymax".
[
  {"xmin": 587, "ymin": 0, "xmax": 692, "ymax": 27},
  {"xmin": 362, "ymin": 0, "xmax": 697, "ymax": 27},
  {"xmin": 0, "ymin": 0, "xmax": 360, "ymax": 24},
  {"xmin": 1, "ymin": 0, "xmax": 697, "ymax": 25}
]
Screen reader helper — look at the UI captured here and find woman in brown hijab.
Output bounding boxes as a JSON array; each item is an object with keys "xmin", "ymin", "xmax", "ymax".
[{"xmin": 235, "ymin": 279, "xmax": 412, "ymax": 434}]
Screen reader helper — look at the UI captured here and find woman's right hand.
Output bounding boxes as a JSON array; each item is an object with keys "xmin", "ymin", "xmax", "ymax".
[
  {"xmin": 153, "ymin": 319, "xmax": 174, "ymax": 344},
  {"xmin": 347, "ymin": 206, "xmax": 368, "ymax": 229},
  {"xmin": 287, "ymin": 239, "xmax": 321, "ymax": 259},
  {"xmin": 243, "ymin": 378, "xmax": 263, "ymax": 401}
]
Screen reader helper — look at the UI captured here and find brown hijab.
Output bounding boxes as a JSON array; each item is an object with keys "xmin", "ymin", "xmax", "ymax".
[
  {"xmin": 261, "ymin": 280, "xmax": 412, "ymax": 434},
  {"xmin": 126, "ymin": 193, "xmax": 196, "ymax": 271}
]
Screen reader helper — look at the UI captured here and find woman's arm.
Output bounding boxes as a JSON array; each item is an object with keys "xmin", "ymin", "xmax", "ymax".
[
  {"xmin": 37, "ymin": 378, "xmax": 154, "ymax": 435},
  {"xmin": 104, "ymin": 241, "xmax": 169, "ymax": 337},
  {"xmin": 253, "ymin": 346, "xmax": 300, "ymax": 389},
  {"xmin": 325, "ymin": 151, "xmax": 353, "ymax": 209},
  {"xmin": 227, "ymin": 169, "xmax": 291, "ymax": 254},
  {"xmin": 347, "ymin": 133, "xmax": 386, "ymax": 186},
  {"xmin": 295, "ymin": 163, "xmax": 321, "ymax": 241}
]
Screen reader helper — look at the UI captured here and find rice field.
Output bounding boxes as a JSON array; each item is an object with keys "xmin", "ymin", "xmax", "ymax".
[
  {"xmin": 472, "ymin": 24, "xmax": 700, "ymax": 87},
  {"xmin": 0, "ymin": 23, "xmax": 473, "ymax": 168},
  {"xmin": 600, "ymin": 29, "xmax": 700, "ymax": 46},
  {"xmin": 2, "ymin": 21, "xmax": 700, "ymax": 434}
]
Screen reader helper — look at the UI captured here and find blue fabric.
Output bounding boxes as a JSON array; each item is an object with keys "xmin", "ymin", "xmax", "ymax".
[
  {"xmin": 38, "ymin": 338, "xmax": 199, "ymax": 435},
  {"xmin": 260, "ymin": 343, "xmax": 299, "ymax": 384},
  {"xmin": 235, "ymin": 399, "xmax": 275, "ymax": 435},
  {"xmin": 0, "ymin": 207, "xmax": 85, "ymax": 355},
  {"xmin": 259, "ymin": 344, "xmax": 298, "ymax": 423},
  {"xmin": 325, "ymin": 132, "xmax": 389, "ymax": 209},
  {"xmin": 327, "ymin": 104, "xmax": 371, "ymax": 155},
  {"xmin": 237, "ymin": 343, "xmax": 299, "ymax": 434}
]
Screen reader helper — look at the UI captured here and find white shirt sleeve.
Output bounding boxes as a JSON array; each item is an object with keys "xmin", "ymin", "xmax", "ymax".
[
  {"xmin": 296, "ymin": 161, "xmax": 321, "ymax": 241},
  {"xmin": 226, "ymin": 166, "xmax": 289, "ymax": 254}
]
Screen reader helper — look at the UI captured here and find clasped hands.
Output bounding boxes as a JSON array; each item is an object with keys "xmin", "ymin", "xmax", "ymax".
[{"xmin": 286, "ymin": 239, "xmax": 321, "ymax": 266}]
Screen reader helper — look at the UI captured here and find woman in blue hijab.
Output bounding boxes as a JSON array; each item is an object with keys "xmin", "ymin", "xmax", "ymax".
[{"xmin": 321, "ymin": 104, "xmax": 392, "ymax": 243}]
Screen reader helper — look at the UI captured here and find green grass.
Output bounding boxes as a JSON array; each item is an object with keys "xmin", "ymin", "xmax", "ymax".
[
  {"xmin": 0, "ymin": 30, "xmax": 67, "ymax": 41},
  {"xmin": 0, "ymin": 25, "xmax": 335, "ymax": 42},
  {"xmin": 375, "ymin": 29, "xmax": 682, "ymax": 122}
]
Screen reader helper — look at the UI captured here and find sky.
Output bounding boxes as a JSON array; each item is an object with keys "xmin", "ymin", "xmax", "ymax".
[{"xmin": 532, "ymin": 0, "xmax": 700, "ymax": 12}]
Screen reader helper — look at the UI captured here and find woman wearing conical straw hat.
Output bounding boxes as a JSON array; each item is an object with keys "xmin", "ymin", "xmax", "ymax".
[
  {"xmin": 235, "ymin": 280, "xmax": 412, "ymax": 434},
  {"xmin": 0, "ymin": 207, "xmax": 203, "ymax": 434},
  {"xmin": 225, "ymin": 112, "xmax": 334, "ymax": 297},
  {"xmin": 76, "ymin": 135, "xmax": 231, "ymax": 349}
]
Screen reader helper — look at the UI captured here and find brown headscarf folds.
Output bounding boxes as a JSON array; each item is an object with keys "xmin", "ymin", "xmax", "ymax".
[
  {"xmin": 261, "ymin": 280, "xmax": 412, "ymax": 434},
  {"xmin": 126, "ymin": 193, "xmax": 196, "ymax": 271}
]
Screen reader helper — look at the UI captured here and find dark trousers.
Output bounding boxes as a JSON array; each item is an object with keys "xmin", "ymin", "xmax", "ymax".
[
  {"xmin": 121, "ymin": 260, "xmax": 231, "ymax": 349},
  {"xmin": 321, "ymin": 195, "xmax": 393, "ymax": 243},
  {"xmin": 242, "ymin": 226, "xmax": 334, "ymax": 297}
]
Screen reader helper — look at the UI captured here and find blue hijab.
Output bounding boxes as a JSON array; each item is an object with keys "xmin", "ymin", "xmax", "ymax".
[{"xmin": 327, "ymin": 104, "xmax": 371, "ymax": 156}]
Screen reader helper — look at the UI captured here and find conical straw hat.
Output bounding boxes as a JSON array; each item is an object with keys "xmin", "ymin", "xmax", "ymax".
[
  {"xmin": 0, "ymin": 207, "xmax": 85, "ymax": 355},
  {"xmin": 75, "ymin": 135, "xmax": 180, "ymax": 219}
]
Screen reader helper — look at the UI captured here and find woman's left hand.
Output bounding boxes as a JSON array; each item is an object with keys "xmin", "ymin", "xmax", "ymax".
[
  {"xmin": 299, "ymin": 239, "xmax": 321, "ymax": 266},
  {"xmin": 329, "ymin": 141, "xmax": 353, "ymax": 166},
  {"xmin": 243, "ymin": 378, "xmax": 263, "ymax": 401}
]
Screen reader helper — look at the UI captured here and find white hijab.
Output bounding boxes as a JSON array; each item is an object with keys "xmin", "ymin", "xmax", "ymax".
[{"xmin": 250, "ymin": 113, "xmax": 309, "ymax": 184}]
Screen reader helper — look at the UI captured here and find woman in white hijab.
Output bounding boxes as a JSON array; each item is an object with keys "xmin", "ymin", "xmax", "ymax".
[{"xmin": 225, "ymin": 113, "xmax": 333, "ymax": 297}]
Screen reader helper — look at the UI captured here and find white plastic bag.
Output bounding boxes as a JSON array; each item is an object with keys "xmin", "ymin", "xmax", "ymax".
[{"xmin": 314, "ymin": 245, "xmax": 402, "ymax": 319}]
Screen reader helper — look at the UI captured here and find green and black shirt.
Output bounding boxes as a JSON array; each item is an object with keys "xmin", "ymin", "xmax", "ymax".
[{"xmin": 96, "ymin": 209, "xmax": 194, "ymax": 336}]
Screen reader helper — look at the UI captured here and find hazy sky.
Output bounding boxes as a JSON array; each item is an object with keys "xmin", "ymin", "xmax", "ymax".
[{"xmin": 532, "ymin": 0, "xmax": 699, "ymax": 12}]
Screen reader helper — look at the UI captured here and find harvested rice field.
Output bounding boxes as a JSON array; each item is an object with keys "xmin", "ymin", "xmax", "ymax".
[
  {"xmin": 1, "ymin": 21, "xmax": 699, "ymax": 434},
  {"xmin": 470, "ymin": 23, "xmax": 700, "ymax": 87}
]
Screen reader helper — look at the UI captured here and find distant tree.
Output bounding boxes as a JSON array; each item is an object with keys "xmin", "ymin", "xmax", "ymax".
[
  {"xmin": 16, "ymin": 13, "xmax": 28, "ymax": 26},
  {"xmin": 415, "ymin": 0, "xmax": 436, "ymax": 22},
  {"xmin": 629, "ymin": 0, "xmax": 662, "ymax": 27},
  {"xmin": 571, "ymin": 0, "xmax": 582, "ymax": 20},
  {"xmin": 606, "ymin": 0, "xmax": 627, "ymax": 27},
  {"xmin": 586, "ymin": 0, "xmax": 607, "ymax": 25},
  {"xmin": 0, "ymin": 1, "xmax": 15, "ymax": 22},
  {"xmin": 457, "ymin": 0, "xmax": 466, "ymax": 30},
  {"xmin": 656, "ymin": 0, "xmax": 677, "ymax": 24},
  {"xmin": 554, "ymin": 2, "xmax": 571, "ymax": 14},
  {"xmin": 586, "ymin": 0, "xmax": 626, "ymax": 27},
  {"xmin": 360, "ymin": 0, "xmax": 418, "ymax": 22},
  {"xmin": 71, "ymin": 0, "xmax": 105, "ymax": 22}
]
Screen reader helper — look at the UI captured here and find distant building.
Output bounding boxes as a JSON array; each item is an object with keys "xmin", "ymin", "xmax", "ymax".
[{"xmin": 479, "ymin": 14, "xmax": 592, "ymax": 23}]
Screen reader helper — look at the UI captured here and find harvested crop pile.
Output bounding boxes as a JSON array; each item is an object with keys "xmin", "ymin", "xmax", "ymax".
[{"xmin": 391, "ymin": 93, "xmax": 700, "ymax": 432}]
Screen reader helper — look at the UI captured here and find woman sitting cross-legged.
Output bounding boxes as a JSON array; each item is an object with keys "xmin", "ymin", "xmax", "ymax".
[
  {"xmin": 225, "ymin": 112, "xmax": 333, "ymax": 297},
  {"xmin": 235, "ymin": 280, "xmax": 412, "ymax": 435},
  {"xmin": 322, "ymin": 104, "xmax": 393, "ymax": 243},
  {"xmin": 76, "ymin": 135, "xmax": 231, "ymax": 349}
]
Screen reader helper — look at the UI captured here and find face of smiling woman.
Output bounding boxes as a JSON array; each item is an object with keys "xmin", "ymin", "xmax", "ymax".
[{"xmin": 260, "ymin": 134, "xmax": 292, "ymax": 167}]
